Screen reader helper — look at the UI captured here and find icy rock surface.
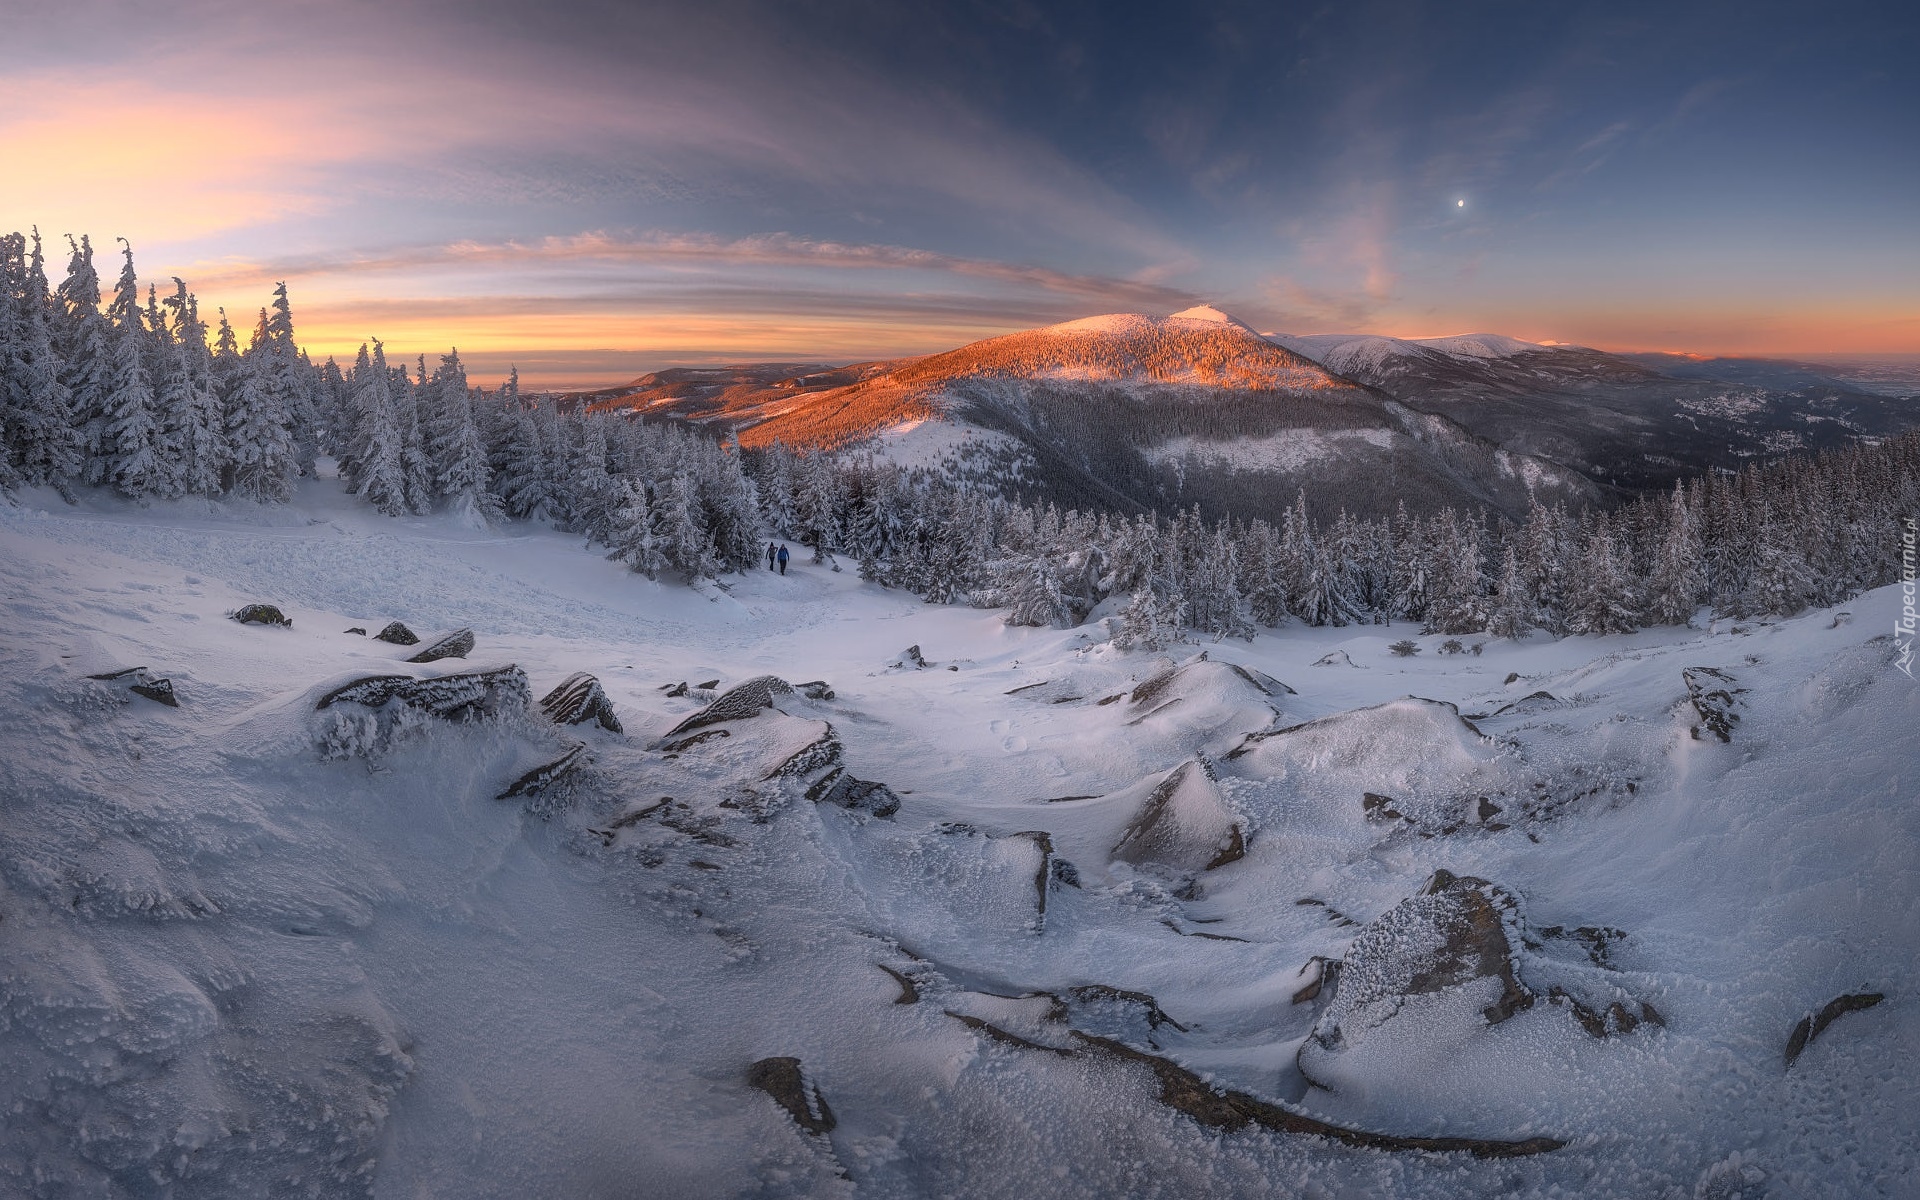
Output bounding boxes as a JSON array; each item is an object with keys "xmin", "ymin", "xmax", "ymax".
[{"xmin": 539, "ymin": 671, "xmax": 622, "ymax": 733}]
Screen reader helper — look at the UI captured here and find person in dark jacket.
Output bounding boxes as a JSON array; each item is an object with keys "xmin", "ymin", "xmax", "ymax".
[
  {"xmin": 777, "ymin": 544, "xmax": 790, "ymax": 575},
  {"xmin": 766, "ymin": 542, "xmax": 777, "ymax": 570}
]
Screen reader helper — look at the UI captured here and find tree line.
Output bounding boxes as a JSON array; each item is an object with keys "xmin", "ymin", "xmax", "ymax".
[
  {"xmin": 3, "ymin": 228, "xmax": 1914, "ymax": 647},
  {"xmin": 744, "ymin": 434, "xmax": 1919, "ymax": 646}
]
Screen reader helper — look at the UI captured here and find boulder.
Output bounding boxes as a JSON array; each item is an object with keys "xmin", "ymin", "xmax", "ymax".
[
  {"xmin": 1112, "ymin": 760, "xmax": 1247, "ymax": 873},
  {"xmin": 540, "ymin": 672, "xmax": 622, "ymax": 733},
  {"xmin": 746, "ymin": 1057, "xmax": 835, "ymax": 1134},
  {"xmin": 1299, "ymin": 871, "xmax": 1533, "ymax": 1091},
  {"xmin": 1784, "ymin": 992, "xmax": 1885, "ymax": 1066},
  {"xmin": 762, "ymin": 722, "xmax": 899, "ymax": 818},
  {"xmin": 344, "ymin": 627, "xmax": 367, "ymax": 636},
  {"xmin": 497, "ymin": 744, "xmax": 589, "ymax": 805},
  {"xmin": 85, "ymin": 666, "xmax": 179, "ymax": 707},
  {"xmin": 406, "ymin": 628, "xmax": 475, "ymax": 663},
  {"xmin": 663, "ymin": 675, "xmax": 794, "ymax": 739},
  {"xmin": 232, "ymin": 603, "xmax": 291, "ymax": 627},
  {"xmin": 795, "ymin": 680, "xmax": 835, "ymax": 701},
  {"xmin": 1683, "ymin": 667, "xmax": 1743, "ymax": 742},
  {"xmin": 315, "ymin": 666, "xmax": 530, "ymax": 721},
  {"xmin": 373, "ymin": 621, "xmax": 420, "ymax": 645}
]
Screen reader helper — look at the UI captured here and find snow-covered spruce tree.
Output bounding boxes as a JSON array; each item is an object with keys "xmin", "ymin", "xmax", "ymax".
[
  {"xmin": 158, "ymin": 286, "xmax": 227, "ymax": 497},
  {"xmin": 604, "ymin": 476, "xmax": 666, "ymax": 578},
  {"xmin": 1, "ymin": 232, "xmax": 80, "ymax": 489},
  {"xmin": 1185, "ymin": 523, "xmax": 1253, "ymax": 639},
  {"xmin": 1486, "ymin": 543, "xmax": 1534, "ymax": 640},
  {"xmin": 795, "ymin": 454, "xmax": 842, "ymax": 563},
  {"xmin": 393, "ymin": 353, "xmax": 431, "ymax": 514},
  {"xmin": 562, "ymin": 411, "xmax": 624, "ymax": 543},
  {"xmin": 1423, "ymin": 508, "xmax": 1488, "ymax": 635},
  {"xmin": 259, "ymin": 283, "xmax": 319, "ymax": 477},
  {"xmin": 1511, "ymin": 499, "xmax": 1564, "ymax": 634},
  {"xmin": 999, "ymin": 549, "xmax": 1073, "ymax": 627},
  {"xmin": 700, "ymin": 439, "xmax": 764, "ymax": 572},
  {"xmin": 658, "ymin": 471, "xmax": 720, "ymax": 580},
  {"xmin": 0, "ymin": 234, "xmax": 27, "ymax": 492},
  {"xmin": 1744, "ymin": 496, "xmax": 1817, "ymax": 618},
  {"xmin": 222, "ymin": 307, "xmax": 300, "ymax": 503},
  {"xmin": 1386, "ymin": 500, "xmax": 1430, "ymax": 626},
  {"xmin": 1240, "ymin": 518, "xmax": 1289, "ymax": 628},
  {"xmin": 56, "ymin": 236, "xmax": 114, "ymax": 485},
  {"xmin": 491, "ymin": 400, "xmax": 554, "ymax": 521},
  {"xmin": 1565, "ymin": 514, "xmax": 1639, "ymax": 636},
  {"xmin": 1114, "ymin": 587, "xmax": 1187, "ymax": 652},
  {"xmin": 144, "ymin": 281, "xmax": 194, "ymax": 498},
  {"xmin": 759, "ymin": 443, "xmax": 801, "ymax": 539},
  {"xmin": 1644, "ymin": 480, "xmax": 1705, "ymax": 626},
  {"xmin": 222, "ymin": 353, "xmax": 295, "ymax": 502},
  {"xmin": 346, "ymin": 342, "xmax": 411, "ymax": 516},
  {"xmin": 99, "ymin": 242, "xmax": 166, "ymax": 498},
  {"xmin": 427, "ymin": 350, "xmax": 498, "ymax": 524}
]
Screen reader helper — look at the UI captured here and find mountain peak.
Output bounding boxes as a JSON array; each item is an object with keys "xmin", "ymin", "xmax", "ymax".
[{"xmin": 1168, "ymin": 304, "xmax": 1258, "ymax": 333}]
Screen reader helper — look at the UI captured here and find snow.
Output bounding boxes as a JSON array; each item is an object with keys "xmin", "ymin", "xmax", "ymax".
[
  {"xmin": 1045, "ymin": 308, "xmax": 1266, "ymax": 341},
  {"xmin": 868, "ymin": 414, "xmax": 1020, "ymax": 471},
  {"xmin": 2, "ymin": 481, "xmax": 1916, "ymax": 1198},
  {"xmin": 1270, "ymin": 332, "xmax": 1561, "ymax": 374},
  {"xmin": 1044, "ymin": 313, "xmax": 1159, "ymax": 336},
  {"xmin": 1167, "ymin": 305, "xmax": 1263, "ymax": 336},
  {"xmin": 1411, "ymin": 333, "xmax": 1548, "ymax": 359},
  {"xmin": 1145, "ymin": 428, "xmax": 1396, "ymax": 473}
]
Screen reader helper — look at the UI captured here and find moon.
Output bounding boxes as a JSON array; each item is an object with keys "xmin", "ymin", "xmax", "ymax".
[{"xmin": 1456, "ymin": 198, "xmax": 1466, "ymax": 207}]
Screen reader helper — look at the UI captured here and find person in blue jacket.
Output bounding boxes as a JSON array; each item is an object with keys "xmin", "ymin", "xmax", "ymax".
[{"xmin": 777, "ymin": 544, "xmax": 790, "ymax": 575}]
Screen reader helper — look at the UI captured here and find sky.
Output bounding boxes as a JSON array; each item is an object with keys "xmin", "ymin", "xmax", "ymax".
[{"xmin": 5, "ymin": 0, "xmax": 1918, "ymax": 388}]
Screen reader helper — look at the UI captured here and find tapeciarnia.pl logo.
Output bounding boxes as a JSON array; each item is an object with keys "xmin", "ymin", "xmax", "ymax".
[{"xmin": 1898, "ymin": 515, "xmax": 1917, "ymax": 679}]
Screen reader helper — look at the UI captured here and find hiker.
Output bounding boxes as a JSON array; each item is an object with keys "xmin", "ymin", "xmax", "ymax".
[
  {"xmin": 766, "ymin": 542, "xmax": 777, "ymax": 571},
  {"xmin": 777, "ymin": 544, "xmax": 790, "ymax": 575}
]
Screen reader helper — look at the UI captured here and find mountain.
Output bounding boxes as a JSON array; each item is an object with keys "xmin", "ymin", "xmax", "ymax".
[
  {"xmin": 1270, "ymin": 332, "xmax": 1918, "ymax": 490},
  {"xmin": 588, "ymin": 307, "xmax": 1601, "ymax": 522}
]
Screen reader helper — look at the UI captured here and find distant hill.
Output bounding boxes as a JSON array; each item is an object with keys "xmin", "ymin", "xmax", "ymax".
[
  {"xmin": 572, "ymin": 311, "xmax": 1917, "ymax": 521},
  {"xmin": 1269, "ymin": 332, "xmax": 1919, "ymax": 490},
  {"xmin": 581, "ymin": 307, "xmax": 1601, "ymax": 523}
]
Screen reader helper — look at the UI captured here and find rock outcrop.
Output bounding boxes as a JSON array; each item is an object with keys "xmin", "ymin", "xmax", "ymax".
[
  {"xmin": 746, "ymin": 1057, "xmax": 836, "ymax": 1134},
  {"xmin": 86, "ymin": 666, "xmax": 180, "ymax": 707},
  {"xmin": 232, "ymin": 604, "xmax": 291, "ymax": 627},
  {"xmin": 406, "ymin": 628, "xmax": 475, "ymax": 664},
  {"xmin": 1111, "ymin": 760, "xmax": 1246, "ymax": 873},
  {"xmin": 373, "ymin": 621, "xmax": 419, "ymax": 645},
  {"xmin": 1784, "ymin": 992, "xmax": 1885, "ymax": 1066},
  {"xmin": 539, "ymin": 673, "xmax": 622, "ymax": 733},
  {"xmin": 316, "ymin": 667, "xmax": 530, "ymax": 721},
  {"xmin": 1683, "ymin": 667, "xmax": 1743, "ymax": 742},
  {"xmin": 662, "ymin": 675, "xmax": 794, "ymax": 739}
]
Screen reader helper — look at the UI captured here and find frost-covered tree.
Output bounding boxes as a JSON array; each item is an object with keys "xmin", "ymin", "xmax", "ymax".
[
  {"xmin": 347, "ymin": 341, "xmax": 410, "ymax": 516},
  {"xmin": 1114, "ymin": 587, "xmax": 1186, "ymax": 652},
  {"xmin": 100, "ymin": 242, "xmax": 166, "ymax": 498},
  {"xmin": 1486, "ymin": 544, "xmax": 1533, "ymax": 640},
  {"xmin": 604, "ymin": 477, "xmax": 666, "ymax": 578},
  {"xmin": 424, "ymin": 349, "xmax": 495, "ymax": 522},
  {"xmin": 1645, "ymin": 481, "xmax": 1704, "ymax": 626},
  {"xmin": 56, "ymin": 236, "xmax": 114, "ymax": 483},
  {"xmin": 492, "ymin": 401, "xmax": 554, "ymax": 521},
  {"xmin": 1565, "ymin": 516, "xmax": 1638, "ymax": 636},
  {"xmin": 160, "ymin": 284, "xmax": 227, "ymax": 497}
]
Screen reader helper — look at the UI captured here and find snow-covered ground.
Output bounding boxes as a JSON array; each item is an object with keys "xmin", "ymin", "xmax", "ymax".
[{"xmin": 2, "ymin": 484, "xmax": 1914, "ymax": 1198}]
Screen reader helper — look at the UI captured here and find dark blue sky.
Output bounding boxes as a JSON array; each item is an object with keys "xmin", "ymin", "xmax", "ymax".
[{"xmin": 7, "ymin": 0, "xmax": 1916, "ymax": 383}]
